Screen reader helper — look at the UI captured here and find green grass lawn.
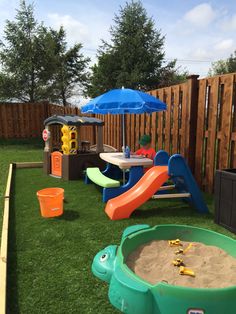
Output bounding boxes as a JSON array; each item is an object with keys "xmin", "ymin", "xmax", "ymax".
[
  {"xmin": 1, "ymin": 139, "xmax": 236, "ymax": 313},
  {"xmin": 0, "ymin": 138, "xmax": 43, "ymax": 212}
]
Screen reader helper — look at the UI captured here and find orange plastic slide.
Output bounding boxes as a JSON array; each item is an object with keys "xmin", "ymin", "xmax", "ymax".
[{"xmin": 105, "ymin": 166, "xmax": 169, "ymax": 220}]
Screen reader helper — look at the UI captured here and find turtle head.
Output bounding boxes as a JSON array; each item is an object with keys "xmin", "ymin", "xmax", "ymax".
[{"xmin": 92, "ymin": 245, "xmax": 117, "ymax": 283}]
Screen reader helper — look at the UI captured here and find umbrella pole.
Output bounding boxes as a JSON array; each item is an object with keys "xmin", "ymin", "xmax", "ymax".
[
  {"xmin": 122, "ymin": 114, "xmax": 125, "ymax": 149},
  {"xmin": 122, "ymin": 114, "xmax": 126, "ymax": 184}
]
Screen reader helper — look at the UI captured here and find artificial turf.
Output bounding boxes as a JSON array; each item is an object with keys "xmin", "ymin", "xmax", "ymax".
[
  {"xmin": 1, "ymin": 139, "xmax": 236, "ymax": 313},
  {"xmin": 0, "ymin": 138, "xmax": 43, "ymax": 206}
]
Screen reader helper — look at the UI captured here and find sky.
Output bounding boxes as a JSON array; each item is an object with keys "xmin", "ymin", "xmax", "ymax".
[{"xmin": 0, "ymin": 0, "xmax": 236, "ymax": 86}]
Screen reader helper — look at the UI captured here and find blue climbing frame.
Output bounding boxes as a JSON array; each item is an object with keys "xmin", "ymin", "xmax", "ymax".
[{"xmin": 154, "ymin": 151, "xmax": 208, "ymax": 213}]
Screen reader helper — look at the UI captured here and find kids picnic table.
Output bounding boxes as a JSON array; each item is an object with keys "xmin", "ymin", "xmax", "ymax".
[
  {"xmin": 99, "ymin": 152, "xmax": 153, "ymax": 201},
  {"xmin": 99, "ymin": 152, "xmax": 152, "ymax": 169}
]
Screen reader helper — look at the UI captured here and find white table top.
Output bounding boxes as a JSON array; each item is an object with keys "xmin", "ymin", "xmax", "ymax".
[{"xmin": 99, "ymin": 152, "xmax": 153, "ymax": 169}]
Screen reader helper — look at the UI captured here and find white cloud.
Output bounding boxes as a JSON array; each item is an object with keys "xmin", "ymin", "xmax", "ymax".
[
  {"xmin": 184, "ymin": 3, "xmax": 216, "ymax": 27},
  {"xmin": 214, "ymin": 39, "xmax": 234, "ymax": 51},
  {"xmin": 221, "ymin": 14, "xmax": 236, "ymax": 31},
  {"xmin": 191, "ymin": 47, "xmax": 212, "ymax": 59},
  {"xmin": 48, "ymin": 13, "xmax": 89, "ymax": 45},
  {"xmin": 47, "ymin": 12, "xmax": 111, "ymax": 64},
  {"xmin": 166, "ymin": 3, "xmax": 236, "ymax": 77}
]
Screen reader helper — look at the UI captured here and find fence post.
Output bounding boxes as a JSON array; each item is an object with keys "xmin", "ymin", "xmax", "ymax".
[{"xmin": 187, "ymin": 74, "xmax": 199, "ymax": 174}]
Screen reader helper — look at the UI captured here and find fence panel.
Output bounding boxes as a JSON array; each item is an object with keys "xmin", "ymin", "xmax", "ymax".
[
  {"xmin": 195, "ymin": 73, "xmax": 236, "ymax": 192},
  {"xmin": 0, "ymin": 102, "xmax": 80, "ymax": 139},
  {"xmin": 153, "ymin": 81, "xmax": 192, "ymax": 161}
]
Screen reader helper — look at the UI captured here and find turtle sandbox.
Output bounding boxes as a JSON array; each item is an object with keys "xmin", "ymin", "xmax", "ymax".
[{"xmin": 92, "ymin": 224, "xmax": 236, "ymax": 314}]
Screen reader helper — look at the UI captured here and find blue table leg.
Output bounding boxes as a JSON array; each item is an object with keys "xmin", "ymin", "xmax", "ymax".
[
  {"xmin": 102, "ymin": 163, "xmax": 123, "ymax": 180},
  {"xmin": 103, "ymin": 166, "xmax": 144, "ymax": 202}
]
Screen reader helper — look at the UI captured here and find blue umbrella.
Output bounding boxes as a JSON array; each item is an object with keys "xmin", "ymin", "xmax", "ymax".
[{"xmin": 81, "ymin": 88, "xmax": 167, "ymax": 149}]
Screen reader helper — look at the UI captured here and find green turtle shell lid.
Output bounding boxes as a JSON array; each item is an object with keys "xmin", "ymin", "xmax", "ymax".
[{"xmin": 92, "ymin": 224, "xmax": 236, "ymax": 314}]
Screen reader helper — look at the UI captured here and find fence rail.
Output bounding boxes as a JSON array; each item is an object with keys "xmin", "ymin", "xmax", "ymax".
[{"xmin": 1, "ymin": 72, "xmax": 236, "ymax": 192}]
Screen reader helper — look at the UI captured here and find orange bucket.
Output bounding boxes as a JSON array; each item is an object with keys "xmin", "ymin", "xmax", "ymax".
[{"xmin": 37, "ymin": 188, "xmax": 64, "ymax": 218}]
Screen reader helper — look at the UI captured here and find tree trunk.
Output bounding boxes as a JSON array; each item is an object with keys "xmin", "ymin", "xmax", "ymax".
[
  {"xmin": 29, "ymin": 69, "xmax": 35, "ymax": 102},
  {"xmin": 61, "ymin": 89, "xmax": 67, "ymax": 107}
]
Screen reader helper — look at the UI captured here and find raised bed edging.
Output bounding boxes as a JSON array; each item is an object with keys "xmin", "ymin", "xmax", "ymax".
[
  {"xmin": 0, "ymin": 164, "xmax": 13, "ymax": 313},
  {"xmin": 0, "ymin": 161, "xmax": 43, "ymax": 313}
]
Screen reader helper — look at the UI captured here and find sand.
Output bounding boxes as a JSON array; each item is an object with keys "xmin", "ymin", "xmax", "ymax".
[{"xmin": 126, "ymin": 240, "xmax": 236, "ymax": 288}]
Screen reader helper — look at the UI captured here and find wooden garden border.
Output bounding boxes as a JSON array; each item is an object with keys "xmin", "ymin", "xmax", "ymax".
[
  {"xmin": 14, "ymin": 161, "xmax": 43, "ymax": 169},
  {"xmin": 0, "ymin": 164, "xmax": 13, "ymax": 313},
  {"xmin": 0, "ymin": 161, "xmax": 43, "ymax": 313}
]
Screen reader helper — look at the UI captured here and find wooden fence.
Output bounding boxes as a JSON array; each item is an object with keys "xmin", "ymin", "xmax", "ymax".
[
  {"xmin": 95, "ymin": 75, "xmax": 199, "ymax": 174},
  {"xmin": 0, "ymin": 102, "xmax": 95, "ymax": 144},
  {"xmin": 1, "ymin": 72, "xmax": 236, "ymax": 192},
  {"xmin": 95, "ymin": 73, "xmax": 236, "ymax": 193},
  {"xmin": 195, "ymin": 74, "xmax": 236, "ymax": 192}
]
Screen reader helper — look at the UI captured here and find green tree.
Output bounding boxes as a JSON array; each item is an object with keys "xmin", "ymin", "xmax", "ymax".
[
  {"xmin": 158, "ymin": 59, "xmax": 188, "ymax": 87},
  {"xmin": 88, "ymin": 1, "xmax": 186, "ymax": 97},
  {"xmin": 49, "ymin": 27, "xmax": 90, "ymax": 106},
  {"xmin": 227, "ymin": 51, "xmax": 236, "ymax": 73},
  {"xmin": 0, "ymin": 0, "xmax": 90, "ymax": 105},
  {"xmin": 208, "ymin": 51, "xmax": 236, "ymax": 76},
  {"xmin": 0, "ymin": 1, "xmax": 55, "ymax": 102}
]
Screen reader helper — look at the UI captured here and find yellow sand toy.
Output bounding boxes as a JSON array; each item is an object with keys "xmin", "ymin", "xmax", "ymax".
[
  {"xmin": 183, "ymin": 243, "xmax": 194, "ymax": 254},
  {"xmin": 175, "ymin": 248, "xmax": 184, "ymax": 254},
  {"xmin": 179, "ymin": 266, "xmax": 195, "ymax": 277},
  {"xmin": 174, "ymin": 242, "xmax": 195, "ymax": 255},
  {"xmin": 168, "ymin": 239, "xmax": 183, "ymax": 247},
  {"xmin": 171, "ymin": 241, "xmax": 195, "ymax": 276},
  {"xmin": 172, "ymin": 259, "xmax": 185, "ymax": 267}
]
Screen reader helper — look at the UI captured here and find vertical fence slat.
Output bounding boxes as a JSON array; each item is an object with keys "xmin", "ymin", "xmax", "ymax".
[
  {"xmin": 19, "ymin": 103, "xmax": 25, "ymax": 138},
  {"xmin": 145, "ymin": 113, "xmax": 151, "ymax": 136},
  {"xmin": 113, "ymin": 115, "xmax": 116, "ymax": 149},
  {"xmin": 151, "ymin": 90, "xmax": 158, "ymax": 151},
  {"xmin": 140, "ymin": 114, "xmax": 145, "ymax": 136},
  {"xmin": 172, "ymin": 85, "xmax": 179, "ymax": 154},
  {"xmin": 218, "ymin": 75, "xmax": 234, "ymax": 169},
  {"xmin": 104, "ymin": 115, "xmax": 108, "ymax": 144},
  {"xmin": 180, "ymin": 84, "xmax": 188, "ymax": 157},
  {"xmin": 157, "ymin": 89, "xmax": 164, "ymax": 151},
  {"xmin": 195, "ymin": 79, "xmax": 207, "ymax": 186},
  {"xmin": 151, "ymin": 112, "xmax": 157, "ymax": 151},
  {"xmin": 205, "ymin": 76, "xmax": 219, "ymax": 192},
  {"xmin": 164, "ymin": 87, "xmax": 171, "ymax": 154}
]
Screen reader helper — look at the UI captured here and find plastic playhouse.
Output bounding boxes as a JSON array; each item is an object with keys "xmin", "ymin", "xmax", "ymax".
[
  {"xmin": 43, "ymin": 115, "xmax": 106, "ymax": 180},
  {"xmin": 92, "ymin": 224, "xmax": 236, "ymax": 314}
]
